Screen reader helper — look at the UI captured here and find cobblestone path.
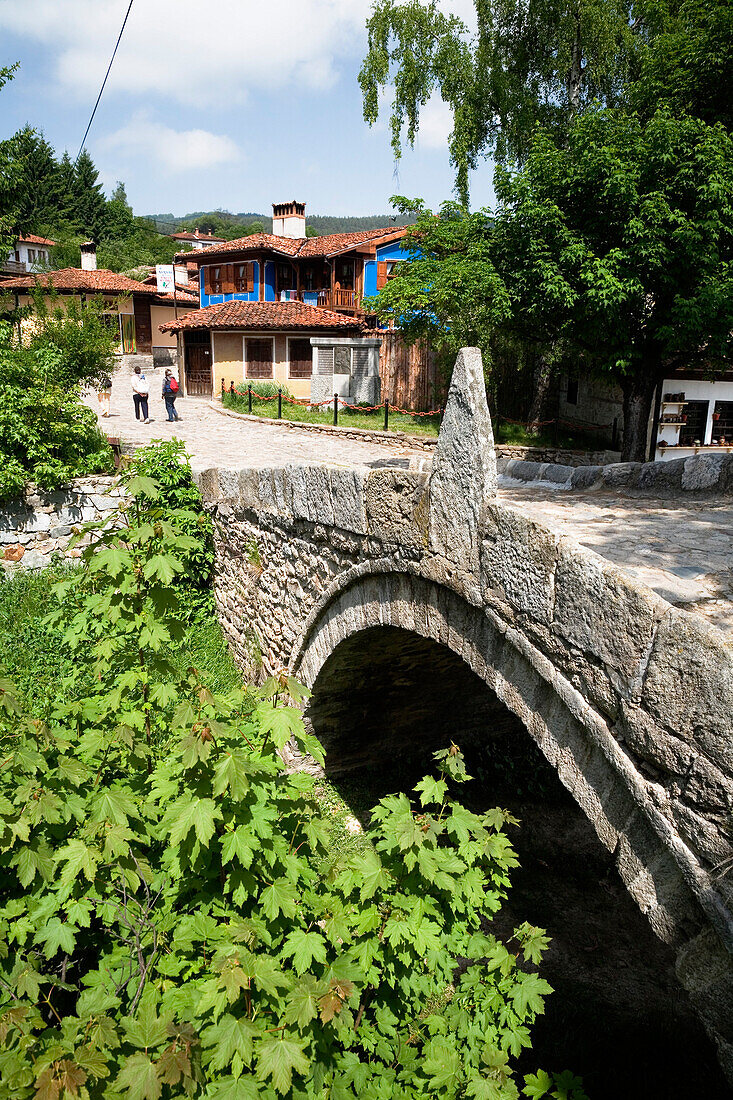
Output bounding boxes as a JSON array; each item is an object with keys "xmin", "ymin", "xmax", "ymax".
[
  {"xmin": 503, "ymin": 483, "xmax": 733, "ymax": 636},
  {"xmin": 90, "ymin": 384, "xmax": 423, "ymax": 471}
]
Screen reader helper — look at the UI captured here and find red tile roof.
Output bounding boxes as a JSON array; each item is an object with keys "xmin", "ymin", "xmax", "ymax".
[
  {"xmin": 17, "ymin": 234, "xmax": 56, "ymax": 246},
  {"xmin": 174, "ymin": 226, "xmax": 408, "ymax": 264},
  {"xmin": 0, "ymin": 268, "xmax": 162, "ymax": 295},
  {"xmin": 160, "ymin": 299, "xmax": 366, "ymax": 333},
  {"xmin": 169, "ymin": 231, "xmax": 226, "ymax": 243}
]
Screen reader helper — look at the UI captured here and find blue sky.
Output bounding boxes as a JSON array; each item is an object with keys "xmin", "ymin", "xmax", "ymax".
[{"xmin": 0, "ymin": 0, "xmax": 493, "ymax": 220}]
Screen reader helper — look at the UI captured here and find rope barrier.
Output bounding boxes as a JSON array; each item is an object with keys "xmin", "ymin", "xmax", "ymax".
[{"xmin": 225, "ymin": 388, "xmax": 614, "ymax": 437}]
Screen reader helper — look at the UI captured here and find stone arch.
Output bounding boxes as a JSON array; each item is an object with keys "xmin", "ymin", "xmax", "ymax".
[{"xmin": 292, "ymin": 565, "xmax": 733, "ymax": 1073}]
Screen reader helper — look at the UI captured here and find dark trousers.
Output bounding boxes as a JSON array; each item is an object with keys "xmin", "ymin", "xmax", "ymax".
[
  {"xmin": 164, "ymin": 395, "xmax": 179, "ymax": 421},
  {"xmin": 133, "ymin": 393, "xmax": 149, "ymax": 420}
]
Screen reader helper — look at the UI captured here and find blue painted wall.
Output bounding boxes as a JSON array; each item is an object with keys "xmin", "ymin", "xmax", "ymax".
[
  {"xmin": 199, "ymin": 261, "xmax": 261, "ymax": 308},
  {"xmin": 264, "ymin": 262, "xmax": 276, "ymax": 302},
  {"xmin": 364, "ymin": 240, "xmax": 416, "ymax": 299}
]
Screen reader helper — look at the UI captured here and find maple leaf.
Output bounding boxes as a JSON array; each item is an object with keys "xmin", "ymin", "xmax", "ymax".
[
  {"xmin": 281, "ymin": 929, "xmax": 328, "ymax": 975},
  {"xmin": 256, "ymin": 1035, "xmax": 310, "ymax": 1094},
  {"xmin": 115, "ymin": 1052, "xmax": 162, "ymax": 1100}
]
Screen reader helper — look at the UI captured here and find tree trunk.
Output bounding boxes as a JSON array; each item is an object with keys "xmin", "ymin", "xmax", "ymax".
[
  {"xmin": 527, "ymin": 352, "xmax": 553, "ymax": 434},
  {"xmin": 568, "ymin": 21, "xmax": 583, "ymax": 113},
  {"xmin": 620, "ymin": 373, "xmax": 659, "ymax": 462}
]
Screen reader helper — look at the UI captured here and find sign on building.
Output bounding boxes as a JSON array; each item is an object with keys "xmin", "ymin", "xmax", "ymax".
[{"xmin": 155, "ymin": 264, "xmax": 175, "ymax": 293}]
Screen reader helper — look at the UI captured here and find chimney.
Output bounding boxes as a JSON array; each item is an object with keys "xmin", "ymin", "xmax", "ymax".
[
  {"xmin": 80, "ymin": 240, "xmax": 97, "ymax": 271},
  {"xmin": 272, "ymin": 201, "xmax": 306, "ymax": 239}
]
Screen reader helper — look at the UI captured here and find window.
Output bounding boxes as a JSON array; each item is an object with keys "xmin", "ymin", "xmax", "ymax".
[
  {"xmin": 376, "ymin": 260, "xmax": 398, "ymax": 290},
  {"xmin": 276, "ymin": 263, "xmax": 295, "ymax": 298},
  {"xmin": 204, "ymin": 265, "xmax": 224, "ymax": 295},
  {"xmin": 566, "ymin": 377, "xmax": 579, "ymax": 405},
  {"xmin": 27, "ymin": 248, "xmax": 36, "ymax": 263},
  {"xmin": 679, "ymin": 400, "xmax": 709, "ymax": 446},
  {"xmin": 289, "ymin": 338, "xmax": 312, "ymax": 379},
  {"xmin": 234, "ymin": 262, "xmax": 254, "ymax": 294},
  {"xmin": 713, "ymin": 401, "xmax": 733, "ymax": 441},
  {"xmin": 246, "ymin": 338, "xmax": 273, "ymax": 379}
]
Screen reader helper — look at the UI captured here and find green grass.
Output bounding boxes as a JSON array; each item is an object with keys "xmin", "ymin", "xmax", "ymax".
[
  {"xmin": 0, "ymin": 567, "xmax": 243, "ymax": 712},
  {"xmin": 222, "ymin": 390, "xmax": 442, "ymax": 437},
  {"xmin": 222, "ymin": 392, "xmax": 612, "ymax": 451}
]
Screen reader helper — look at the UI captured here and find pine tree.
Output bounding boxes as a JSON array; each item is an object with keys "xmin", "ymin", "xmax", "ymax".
[{"xmin": 72, "ymin": 149, "xmax": 107, "ymax": 242}]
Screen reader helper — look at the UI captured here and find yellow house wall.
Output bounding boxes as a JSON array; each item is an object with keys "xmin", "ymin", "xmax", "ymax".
[
  {"xmin": 210, "ymin": 330, "xmax": 315, "ymax": 400},
  {"xmin": 151, "ymin": 304, "xmax": 192, "ymax": 348},
  {"xmin": 213, "ymin": 333, "xmax": 244, "ymax": 392},
  {"xmin": 9, "ymin": 291, "xmax": 134, "ymax": 352}
]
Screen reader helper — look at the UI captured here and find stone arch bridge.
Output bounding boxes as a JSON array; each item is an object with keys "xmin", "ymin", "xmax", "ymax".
[{"xmin": 195, "ymin": 349, "xmax": 733, "ymax": 1080}]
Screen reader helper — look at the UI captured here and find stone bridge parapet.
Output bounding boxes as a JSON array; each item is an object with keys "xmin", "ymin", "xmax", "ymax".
[{"xmin": 195, "ymin": 348, "xmax": 733, "ymax": 1080}]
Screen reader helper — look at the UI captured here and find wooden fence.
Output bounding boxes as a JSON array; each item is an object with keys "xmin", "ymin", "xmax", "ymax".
[{"xmin": 378, "ymin": 331, "xmax": 439, "ymax": 411}]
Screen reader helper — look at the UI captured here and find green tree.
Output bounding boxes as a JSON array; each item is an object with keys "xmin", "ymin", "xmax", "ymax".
[
  {"xmin": 0, "ymin": 63, "xmax": 21, "ymax": 256},
  {"xmin": 360, "ymin": 0, "xmax": 639, "ymax": 200},
  {"xmin": 0, "ymin": 127, "xmax": 64, "ymax": 237},
  {"xmin": 104, "ymin": 180, "xmax": 136, "ymax": 242},
  {"xmin": 73, "ymin": 150, "xmax": 108, "ymax": 242},
  {"xmin": 370, "ymin": 109, "xmax": 733, "ymax": 460},
  {"xmin": 0, "ymin": 473, "xmax": 586, "ymax": 1099},
  {"xmin": 0, "ymin": 294, "xmax": 115, "ymax": 497},
  {"xmin": 631, "ymin": 0, "xmax": 733, "ymax": 130}
]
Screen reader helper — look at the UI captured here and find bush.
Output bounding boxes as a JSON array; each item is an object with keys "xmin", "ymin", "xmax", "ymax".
[
  {"xmin": 0, "ymin": 480, "xmax": 583, "ymax": 1099},
  {"xmin": 233, "ymin": 381, "xmax": 293, "ymax": 399},
  {"xmin": 126, "ymin": 438, "xmax": 214, "ymax": 611},
  {"xmin": 0, "ymin": 295, "xmax": 116, "ymax": 499}
]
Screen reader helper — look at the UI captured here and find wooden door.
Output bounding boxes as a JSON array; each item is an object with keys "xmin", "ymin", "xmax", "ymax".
[
  {"xmin": 246, "ymin": 338, "xmax": 274, "ymax": 379},
  {"xmin": 185, "ymin": 342, "xmax": 212, "ymax": 396}
]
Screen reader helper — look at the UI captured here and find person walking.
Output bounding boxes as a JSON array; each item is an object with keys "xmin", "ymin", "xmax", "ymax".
[
  {"xmin": 97, "ymin": 370, "xmax": 112, "ymax": 417},
  {"xmin": 162, "ymin": 369, "xmax": 181, "ymax": 422},
  {"xmin": 131, "ymin": 365, "xmax": 150, "ymax": 423}
]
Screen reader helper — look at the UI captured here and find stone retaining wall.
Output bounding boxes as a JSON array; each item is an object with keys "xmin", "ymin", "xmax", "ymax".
[
  {"xmin": 0, "ymin": 477, "xmax": 122, "ymax": 573},
  {"xmin": 213, "ymin": 403, "xmax": 618, "ymax": 464},
  {"xmin": 499, "ymin": 452, "xmax": 733, "ymax": 496}
]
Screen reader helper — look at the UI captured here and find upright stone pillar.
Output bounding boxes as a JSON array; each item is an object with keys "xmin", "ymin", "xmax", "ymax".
[{"xmin": 428, "ymin": 347, "xmax": 497, "ymax": 566}]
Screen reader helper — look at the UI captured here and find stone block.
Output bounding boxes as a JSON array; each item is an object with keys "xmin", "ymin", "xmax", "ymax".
[
  {"xmin": 617, "ymin": 701, "xmax": 694, "ymax": 777},
  {"xmin": 90, "ymin": 495, "xmax": 118, "ymax": 511},
  {"xmin": 600, "ymin": 462, "xmax": 641, "ymax": 490},
  {"xmin": 481, "ymin": 504, "xmax": 560, "ymax": 625},
  {"xmin": 501, "ymin": 459, "xmax": 544, "ymax": 483},
  {"xmin": 540, "ymin": 462, "xmax": 573, "ymax": 485},
  {"xmin": 570, "ymin": 465, "xmax": 603, "ymax": 490},
  {"xmin": 642, "ymin": 608, "xmax": 733, "ymax": 776},
  {"xmin": 328, "ymin": 468, "xmax": 367, "ymax": 535},
  {"xmin": 428, "ymin": 348, "xmax": 496, "ymax": 565},
  {"xmin": 638, "ymin": 457, "xmax": 685, "ymax": 493},
  {"xmin": 553, "ymin": 541, "xmax": 665, "ymax": 699},
  {"xmin": 682, "ymin": 453, "xmax": 726, "ymax": 492},
  {"xmin": 365, "ymin": 468, "xmax": 429, "ymax": 549}
]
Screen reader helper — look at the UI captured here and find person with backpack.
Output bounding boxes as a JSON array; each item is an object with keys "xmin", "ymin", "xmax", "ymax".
[
  {"xmin": 131, "ymin": 365, "xmax": 150, "ymax": 423},
  {"xmin": 162, "ymin": 369, "xmax": 181, "ymax": 421}
]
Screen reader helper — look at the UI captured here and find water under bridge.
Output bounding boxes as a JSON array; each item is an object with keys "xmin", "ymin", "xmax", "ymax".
[{"xmin": 194, "ymin": 348, "xmax": 733, "ymax": 1085}]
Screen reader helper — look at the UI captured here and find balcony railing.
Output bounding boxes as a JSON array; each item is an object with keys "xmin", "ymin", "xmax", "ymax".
[
  {"xmin": 280, "ymin": 288, "xmax": 362, "ymax": 311},
  {"xmin": 1, "ymin": 260, "xmax": 27, "ymax": 276}
]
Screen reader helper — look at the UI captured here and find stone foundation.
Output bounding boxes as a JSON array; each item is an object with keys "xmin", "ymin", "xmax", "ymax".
[{"xmin": 0, "ymin": 477, "xmax": 123, "ymax": 573}]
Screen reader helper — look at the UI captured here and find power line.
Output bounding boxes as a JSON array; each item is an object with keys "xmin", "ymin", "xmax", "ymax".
[{"xmin": 74, "ymin": 0, "xmax": 134, "ymax": 167}]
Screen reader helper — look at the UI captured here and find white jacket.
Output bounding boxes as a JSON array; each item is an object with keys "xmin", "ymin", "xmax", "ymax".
[{"xmin": 131, "ymin": 373, "xmax": 149, "ymax": 396}]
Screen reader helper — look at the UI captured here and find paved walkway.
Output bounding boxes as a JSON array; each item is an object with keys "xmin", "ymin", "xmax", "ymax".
[
  {"xmin": 89, "ymin": 378, "xmax": 733, "ymax": 637},
  {"xmin": 502, "ymin": 482, "xmax": 733, "ymax": 636},
  {"xmin": 90, "ymin": 384, "xmax": 423, "ymax": 471}
]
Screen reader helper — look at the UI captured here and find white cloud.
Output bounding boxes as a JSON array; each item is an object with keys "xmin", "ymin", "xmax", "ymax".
[
  {"xmin": 0, "ymin": 0, "xmax": 373, "ymax": 106},
  {"xmin": 417, "ymin": 94, "xmax": 454, "ymax": 150},
  {"xmin": 101, "ymin": 115, "xmax": 243, "ymax": 172}
]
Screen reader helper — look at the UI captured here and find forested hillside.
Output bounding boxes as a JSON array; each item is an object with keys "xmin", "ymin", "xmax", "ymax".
[{"xmin": 147, "ymin": 210, "xmax": 417, "ymax": 237}]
